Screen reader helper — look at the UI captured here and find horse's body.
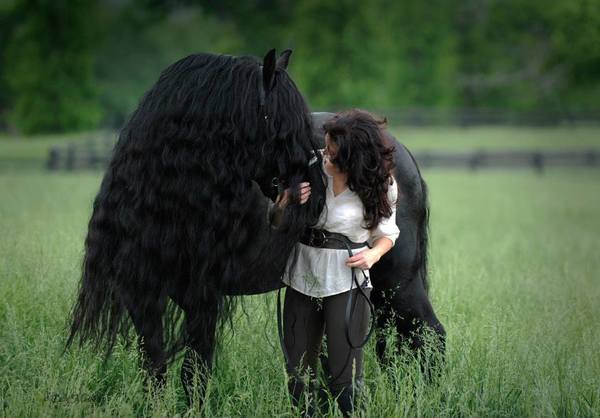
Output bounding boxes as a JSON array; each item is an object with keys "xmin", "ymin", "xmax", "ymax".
[{"xmin": 67, "ymin": 50, "xmax": 443, "ymax": 407}]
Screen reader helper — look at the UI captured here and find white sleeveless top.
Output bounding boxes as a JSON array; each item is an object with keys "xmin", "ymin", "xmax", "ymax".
[{"xmin": 282, "ymin": 159, "xmax": 400, "ymax": 298}]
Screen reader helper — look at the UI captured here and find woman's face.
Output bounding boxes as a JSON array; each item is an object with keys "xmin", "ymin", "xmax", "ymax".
[{"xmin": 324, "ymin": 133, "xmax": 339, "ymax": 165}]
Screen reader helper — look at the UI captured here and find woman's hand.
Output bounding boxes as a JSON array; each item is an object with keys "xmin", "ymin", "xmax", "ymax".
[
  {"xmin": 276, "ymin": 182, "xmax": 311, "ymax": 209},
  {"xmin": 345, "ymin": 249, "xmax": 381, "ymax": 270},
  {"xmin": 271, "ymin": 182, "xmax": 311, "ymax": 227},
  {"xmin": 345, "ymin": 237, "xmax": 394, "ymax": 270}
]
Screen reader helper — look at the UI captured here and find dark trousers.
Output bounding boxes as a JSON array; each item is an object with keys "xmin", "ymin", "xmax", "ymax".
[{"xmin": 283, "ymin": 286, "xmax": 371, "ymax": 415}]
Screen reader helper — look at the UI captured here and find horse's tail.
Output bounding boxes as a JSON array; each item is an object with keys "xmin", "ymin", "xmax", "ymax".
[
  {"xmin": 65, "ymin": 184, "xmax": 129, "ymax": 358},
  {"xmin": 416, "ymin": 174, "xmax": 430, "ymax": 293},
  {"xmin": 404, "ymin": 146, "xmax": 430, "ymax": 293}
]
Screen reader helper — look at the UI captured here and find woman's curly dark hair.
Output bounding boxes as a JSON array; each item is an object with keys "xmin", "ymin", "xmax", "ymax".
[{"xmin": 323, "ymin": 109, "xmax": 396, "ymax": 230}]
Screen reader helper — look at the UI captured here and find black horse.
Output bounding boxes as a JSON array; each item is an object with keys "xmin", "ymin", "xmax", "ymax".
[
  {"xmin": 67, "ymin": 49, "xmax": 327, "ymax": 403},
  {"xmin": 67, "ymin": 49, "xmax": 444, "ymax": 408}
]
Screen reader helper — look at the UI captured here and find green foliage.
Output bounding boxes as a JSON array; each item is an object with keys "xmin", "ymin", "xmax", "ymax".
[
  {"xmin": 452, "ymin": 0, "xmax": 600, "ymax": 110},
  {"xmin": 93, "ymin": 4, "xmax": 242, "ymax": 127},
  {"xmin": 288, "ymin": 0, "xmax": 386, "ymax": 108},
  {"xmin": 3, "ymin": 0, "xmax": 101, "ymax": 134},
  {"xmin": 197, "ymin": 0, "xmax": 600, "ymax": 111},
  {"xmin": 1, "ymin": 0, "xmax": 600, "ymax": 134},
  {"xmin": 0, "ymin": 0, "xmax": 18, "ymax": 129}
]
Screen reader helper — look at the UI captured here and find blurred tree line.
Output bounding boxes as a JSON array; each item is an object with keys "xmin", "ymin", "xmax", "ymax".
[{"xmin": 1, "ymin": 0, "xmax": 599, "ymax": 134}]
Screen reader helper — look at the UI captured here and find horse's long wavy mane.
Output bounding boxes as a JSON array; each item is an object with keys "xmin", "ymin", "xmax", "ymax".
[{"xmin": 67, "ymin": 52, "xmax": 324, "ymax": 362}]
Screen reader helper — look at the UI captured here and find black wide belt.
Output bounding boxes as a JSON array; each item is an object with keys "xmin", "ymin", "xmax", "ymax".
[{"xmin": 300, "ymin": 228, "xmax": 368, "ymax": 250}]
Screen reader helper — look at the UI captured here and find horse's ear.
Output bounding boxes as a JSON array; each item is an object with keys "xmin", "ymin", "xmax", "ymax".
[
  {"xmin": 277, "ymin": 49, "xmax": 292, "ymax": 70},
  {"xmin": 262, "ymin": 48, "xmax": 277, "ymax": 93}
]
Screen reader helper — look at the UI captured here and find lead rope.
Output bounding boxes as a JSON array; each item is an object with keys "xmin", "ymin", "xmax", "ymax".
[
  {"xmin": 277, "ymin": 287, "xmax": 289, "ymax": 366},
  {"xmin": 336, "ymin": 237, "xmax": 375, "ymax": 350}
]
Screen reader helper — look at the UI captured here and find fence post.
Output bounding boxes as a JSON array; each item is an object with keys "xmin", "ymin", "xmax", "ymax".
[
  {"xmin": 46, "ymin": 147, "xmax": 61, "ymax": 171},
  {"xmin": 85, "ymin": 137, "xmax": 98, "ymax": 169},
  {"xmin": 102, "ymin": 132, "xmax": 115, "ymax": 166},
  {"xmin": 469, "ymin": 151, "xmax": 483, "ymax": 171},
  {"xmin": 586, "ymin": 150, "xmax": 597, "ymax": 167},
  {"xmin": 416, "ymin": 152, "xmax": 431, "ymax": 169},
  {"xmin": 532, "ymin": 152, "xmax": 544, "ymax": 173},
  {"xmin": 66, "ymin": 144, "xmax": 76, "ymax": 171}
]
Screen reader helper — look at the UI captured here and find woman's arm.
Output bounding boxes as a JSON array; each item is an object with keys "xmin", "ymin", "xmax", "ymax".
[{"xmin": 346, "ymin": 177, "xmax": 399, "ymax": 269}]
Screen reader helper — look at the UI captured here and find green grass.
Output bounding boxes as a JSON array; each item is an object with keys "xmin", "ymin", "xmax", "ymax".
[{"xmin": 1, "ymin": 169, "xmax": 599, "ymax": 417}]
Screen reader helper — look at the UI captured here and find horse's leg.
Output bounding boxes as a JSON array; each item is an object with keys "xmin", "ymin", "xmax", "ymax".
[
  {"xmin": 371, "ymin": 269, "xmax": 445, "ymax": 374},
  {"xmin": 179, "ymin": 296, "xmax": 220, "ymax": 406},
  {"xmin": 123, "ymin": 291, "xmax": 168, "ymax": 386},
  {"xmin": 404, "ymin": 301, "xmax": 446, "ymax": 356},
  {"xmin": 370, "ymin": 286, "xmax": 394, "ymax": 365},
  {"xmin": 370, "ymin": 165, "xmax": 445, "ymax": 376},
  {"xmin": 386, "ymin": 282, "xmax": 446, "ymax": 379}
]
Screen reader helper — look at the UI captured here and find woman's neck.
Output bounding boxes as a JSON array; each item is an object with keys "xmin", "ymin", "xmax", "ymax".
[
  {"xmin": 324, "ymin": 160, "xmax": 344, "ymax": 178},
  {"xmin": 325, "ymin": 160, "xmax": 348, "ymax": 194}
]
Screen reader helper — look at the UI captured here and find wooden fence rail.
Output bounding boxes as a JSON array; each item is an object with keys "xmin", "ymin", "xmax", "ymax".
[
  {"xmin": 373, "ymin": 108, "xmax": 600, "ymax": 127},
  {"xmin": 412, "ymin": 149, "xmax": 600, "ymax": 171},
  {"xmin": 45, "ymin": 140, "xmax": 600, "ymax": 172},
  {"xmin": 46, "ymin": 135, "xmax": 115, "ymax": 171}
]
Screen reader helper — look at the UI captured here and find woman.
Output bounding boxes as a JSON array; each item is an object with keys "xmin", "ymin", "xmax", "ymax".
[{"xmin": 274, "ymin": 109, "xmax": 400, "ymax": 416}]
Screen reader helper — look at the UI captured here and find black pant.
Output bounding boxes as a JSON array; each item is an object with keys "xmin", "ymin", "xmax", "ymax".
[{"xmin": 283, "ymin": 286, "xmax": 371, "ymax": 414}]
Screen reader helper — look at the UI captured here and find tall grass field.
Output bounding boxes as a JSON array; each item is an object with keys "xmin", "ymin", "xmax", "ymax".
[{"xmin": 1, "ymin": 143, "xmax": 599, "ymax": 415}]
